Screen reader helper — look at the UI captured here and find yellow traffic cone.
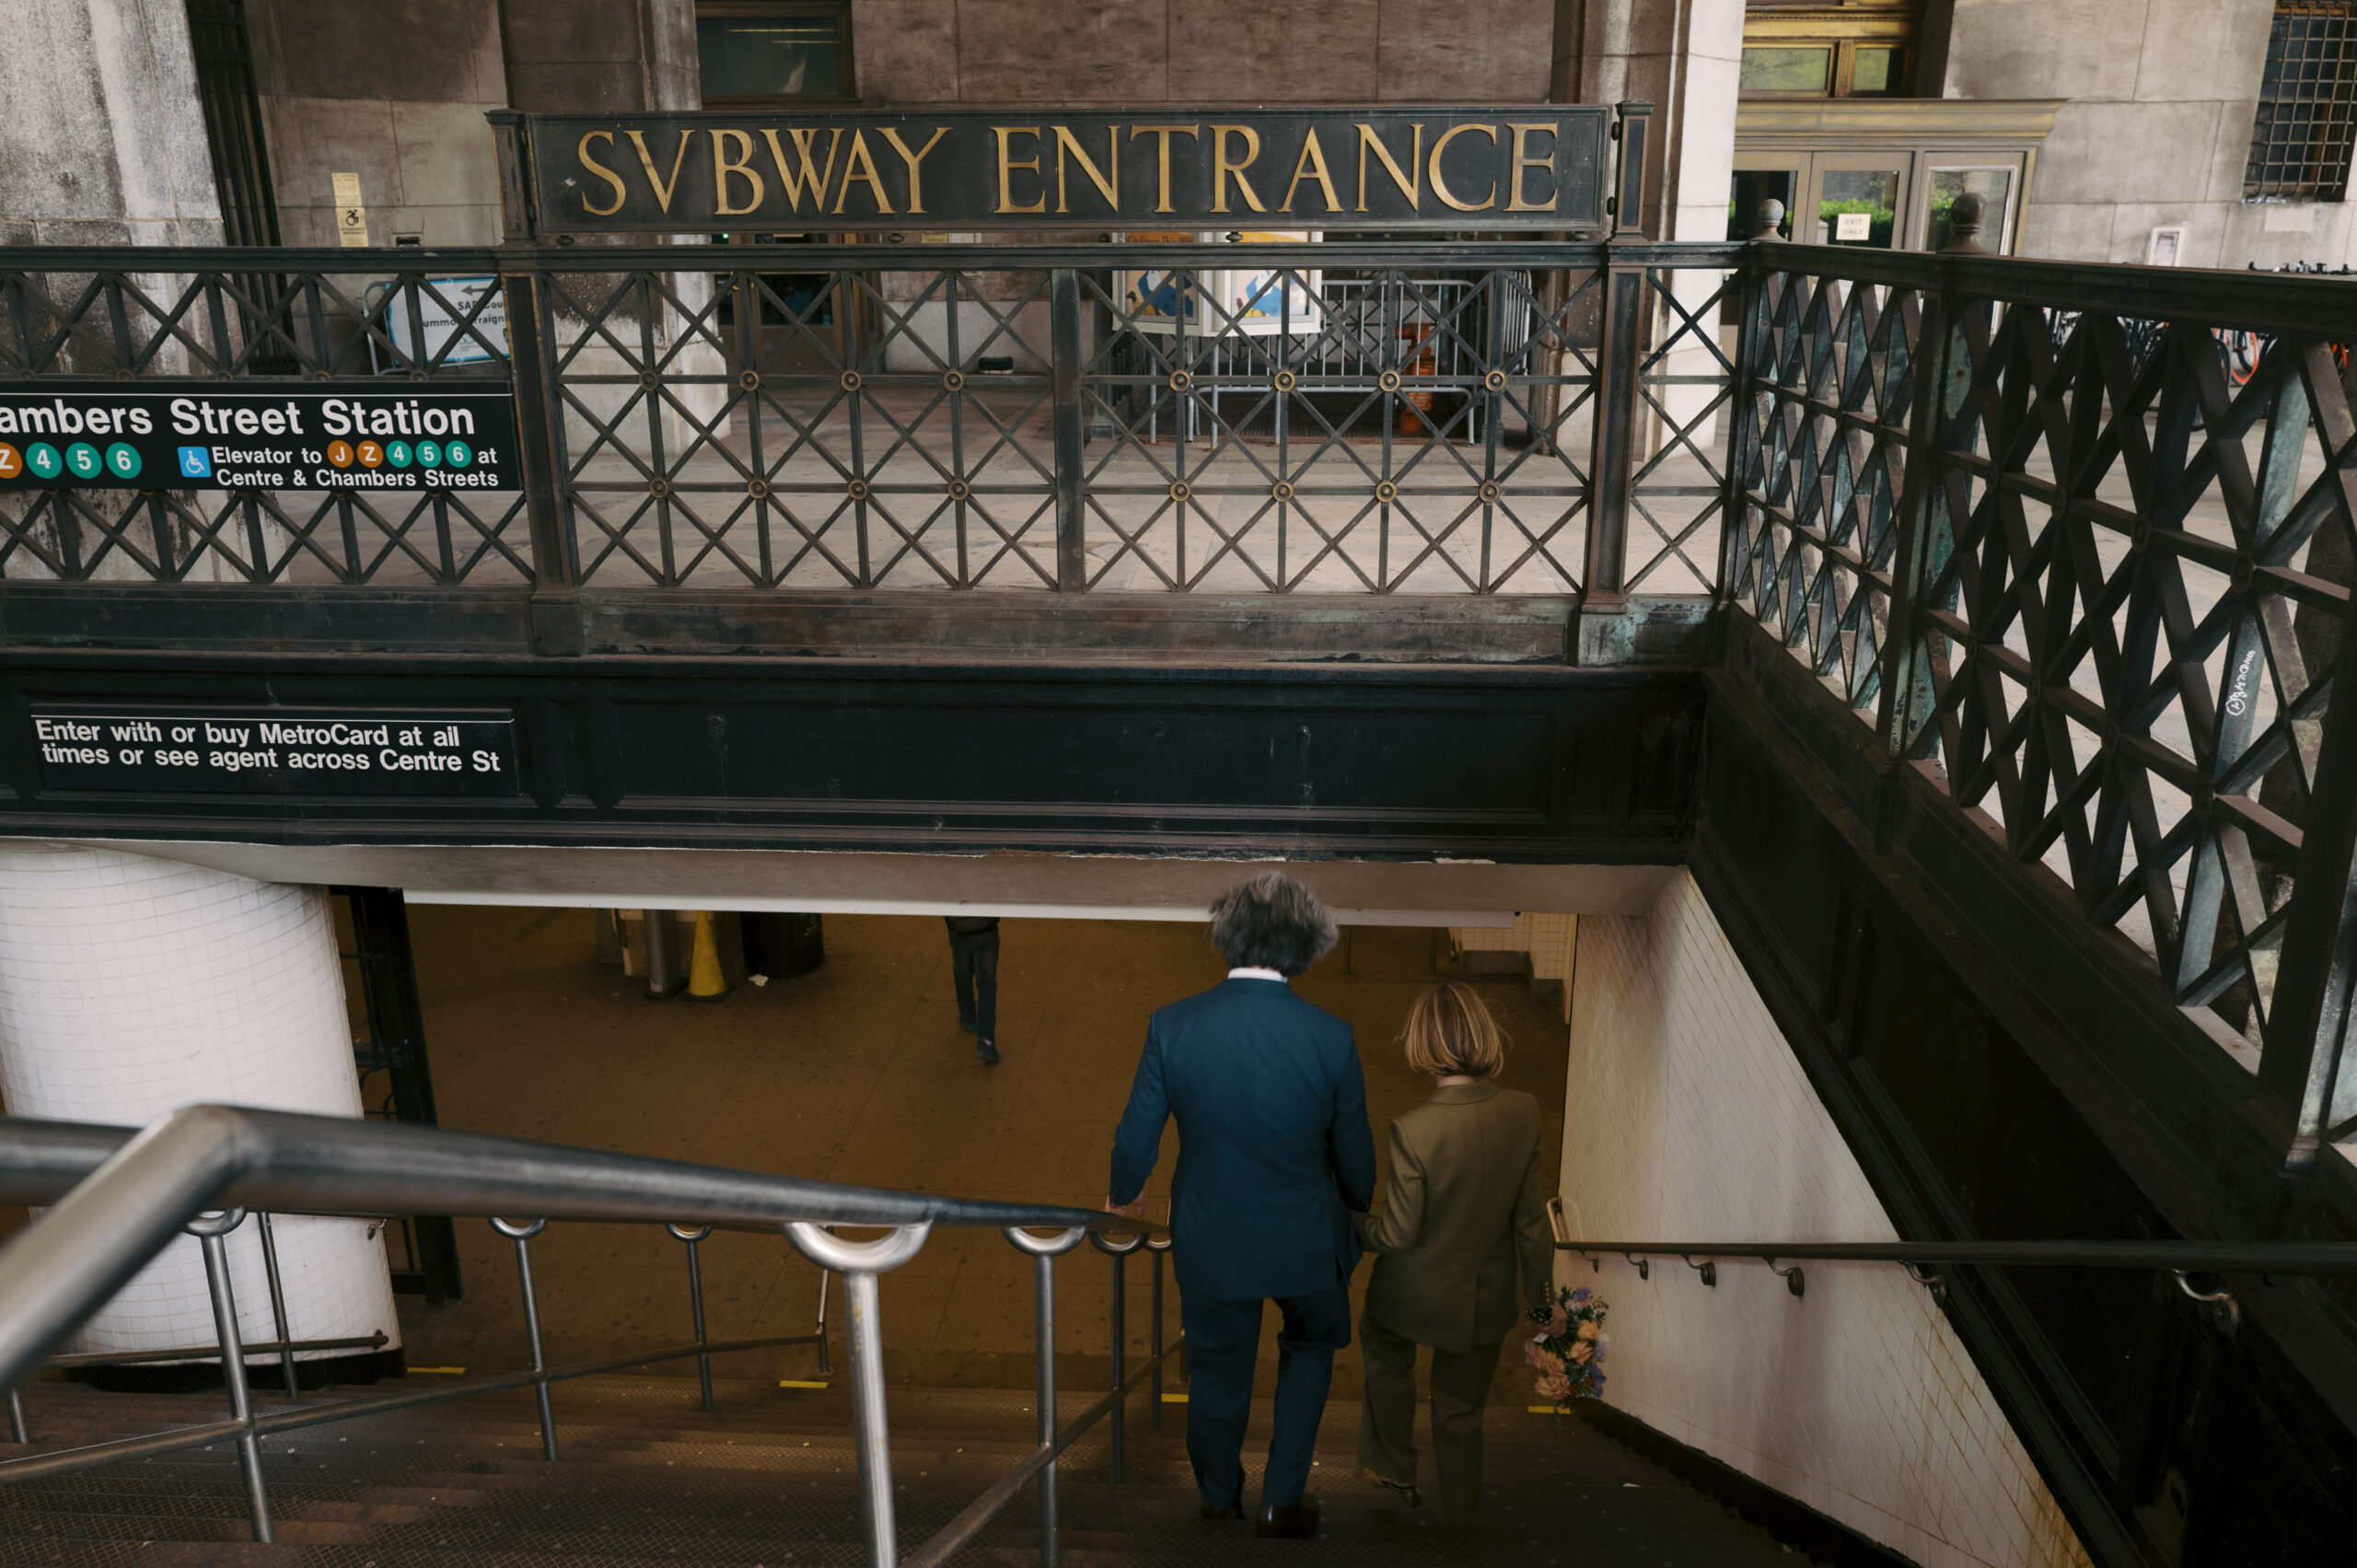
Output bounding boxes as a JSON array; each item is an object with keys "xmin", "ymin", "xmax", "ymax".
[{"xmin": 687, "ymin": 910, "xmax": 730, "ymax": 1001}]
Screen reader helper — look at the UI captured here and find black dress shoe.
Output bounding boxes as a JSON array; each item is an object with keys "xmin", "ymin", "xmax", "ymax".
[
  {"xmin": 1364, "ymin": 1468, "xmax": 1422, "ymax": 1507},
  {"xmin": 1199, "ymin": 1498, "xmax": 1245, "ymax": 1519},
  {"xmin": 1255, "ymin": 1500, "xmax": 1320, "ymax": 1539}
]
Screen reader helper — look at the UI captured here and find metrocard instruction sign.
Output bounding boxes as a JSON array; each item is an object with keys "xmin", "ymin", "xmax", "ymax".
[{"xmin": 522, "ymin": 108, "xmax": 1610, "ymax": 233}]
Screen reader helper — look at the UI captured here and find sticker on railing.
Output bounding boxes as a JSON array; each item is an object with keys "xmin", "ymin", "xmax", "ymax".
[
  {"xmin": 27, "ymin": 707, "xmax": 522, "ymax": 797},
  {"xmin": 0, "ymin": 384, "xmax": 521, "ymax": 493}
]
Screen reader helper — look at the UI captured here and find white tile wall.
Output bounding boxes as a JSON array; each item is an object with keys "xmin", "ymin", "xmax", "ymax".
[
  {"xmin": 1559, "ymin": 871, "xmax": 2090, "ymax": 1568},
  {"xmin": 0, "ymin": 845, "xmax": 399, "ymax": 1361},
  {"xmin": 1449, "ymin": 912, "xmax": 1575, "ymax": 981}
]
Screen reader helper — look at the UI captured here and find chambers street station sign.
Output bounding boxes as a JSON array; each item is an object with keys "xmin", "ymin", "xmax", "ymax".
[
  {"xmin": 0, "ymin": 383, "xmax": 521, "ymax": 493},
  {"xmin": 518, "ymin": 108, "xmax": 1609, "ymax": 233}
]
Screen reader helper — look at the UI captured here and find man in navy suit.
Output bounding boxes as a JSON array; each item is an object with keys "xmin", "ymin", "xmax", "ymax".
[{"xmin": 1108, "ymin": 873, "xmax": 1376, "ymax": 1539}]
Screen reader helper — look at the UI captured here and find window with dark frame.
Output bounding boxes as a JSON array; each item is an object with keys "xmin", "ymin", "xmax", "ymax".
[
  {"xmin": 1738, "ymin": 0, "xmax": 1921, "ymax": 99},
  {"xmin": 2246, "ymin": 2, "xmax": 2357, "ymax": 201},
  {"xmin": 696, "ymin": 0, "xmax": 853, "ymax": 106}
]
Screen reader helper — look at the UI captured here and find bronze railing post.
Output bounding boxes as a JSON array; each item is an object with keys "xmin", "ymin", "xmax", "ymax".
[
  {"xmin": 1580, "ymin": 100, "xmax": 1653, "ymax": 658},
  {"xmin": 1051, "ymin": 268, "xmax": 1087, "ymax": 590}
]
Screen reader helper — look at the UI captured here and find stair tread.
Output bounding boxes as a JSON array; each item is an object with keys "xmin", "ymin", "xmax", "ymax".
[{"xmin": 0, "ymin": 1376, "xmax": 1809, "ymax": 1566}]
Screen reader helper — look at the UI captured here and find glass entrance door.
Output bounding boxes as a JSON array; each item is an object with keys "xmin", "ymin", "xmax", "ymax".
[
  {"xmin": 1811, "ymin": 157, "xmax": 1908, "ymax": 249},
  {"xmin": 1730, "ymin": 163, "xmax": 1801, "ymax": 240}
]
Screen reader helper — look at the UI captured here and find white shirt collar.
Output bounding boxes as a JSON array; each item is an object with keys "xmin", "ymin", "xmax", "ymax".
[{"xmin": 1227, "ymin": 967, "xmax": 1286, "ymax": 982}]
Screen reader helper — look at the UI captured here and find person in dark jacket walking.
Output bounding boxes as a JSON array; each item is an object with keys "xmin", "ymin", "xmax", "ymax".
[
  {"xmin": 942, "ymin": 914, "xmax": 1001, "ymax": 1063},
  {"xmin": 1107, "ymin": 873, "xmax": 1376, "ymax": 1539}
]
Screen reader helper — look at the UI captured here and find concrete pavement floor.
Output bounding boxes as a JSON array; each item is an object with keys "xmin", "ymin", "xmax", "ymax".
[{"xmin": 390, "ymin": 908, "xmax": 1569, "ymax": 1401}]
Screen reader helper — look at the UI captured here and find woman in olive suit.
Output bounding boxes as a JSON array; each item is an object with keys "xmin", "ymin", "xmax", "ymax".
[{"xmin": 1353, "ymin": 981, "xmax": 1560, "ymax": 1526}]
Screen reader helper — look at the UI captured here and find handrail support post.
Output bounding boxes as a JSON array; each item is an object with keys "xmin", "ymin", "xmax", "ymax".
[
  {"xmin": 670, "ymin": 1224, "xmax": 714, "ymax": 1412},
  {"xmin": 1109, "ymin": 1248, "xmax": 1126, "ymax": 1482},
  {"xmin": 1149, "ymin": 1245, "xmax": 1165, "ymax": 1428},
  {"xmin": 493, "ymin": 1218, "xmax": 558, "ymax": 1460},
  {"xmin": 193, "ymin": 1213, "xmax": 273, "ymax": 1543},
  {"xmin": 785, "ymin": 1222, "xmax": 932, "ymax": 1568},
  {"xmin": 254, "ymin": 1213, "xmax": 298, "ymax": 1400}
]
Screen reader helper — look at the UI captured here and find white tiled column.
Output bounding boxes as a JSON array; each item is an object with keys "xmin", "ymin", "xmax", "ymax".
[{"xmin": 0, "ymin": 845, "xmax": 399, "ymax": 1363}]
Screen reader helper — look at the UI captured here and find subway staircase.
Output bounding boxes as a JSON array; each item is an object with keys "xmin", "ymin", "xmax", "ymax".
[{"xmin": 0, "ymin": 1372, "xmax": 1813, "ymax": 1566}]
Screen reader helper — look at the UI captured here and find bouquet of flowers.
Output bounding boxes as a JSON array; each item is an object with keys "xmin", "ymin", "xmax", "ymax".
[{"xmin": 1523, "ymin": 1283, "xmax": 1608, "ymax": 1408}]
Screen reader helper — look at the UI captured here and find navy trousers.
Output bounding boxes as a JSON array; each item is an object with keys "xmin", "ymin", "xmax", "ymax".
[
  {"xmin": 1180, "ymin": 1285, "xmax": 1352, "ymax": 1511},
  {"xmin": 947, "ymin": 928, "xmax": 998, "ymax": 1039}
]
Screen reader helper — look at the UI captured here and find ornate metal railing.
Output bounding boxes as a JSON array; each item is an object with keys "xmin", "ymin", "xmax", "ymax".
[
  {"xmin": 1726, "ymin": 245, "xmax": 2357, "ymax": 1167},
  {"xmin": 0, "ymin": 240, "xmax": 1739, "ymax": 600},
  {"xmin": 0, "ymin": 1107, "xmax": 1169, "ymax": 1566}
]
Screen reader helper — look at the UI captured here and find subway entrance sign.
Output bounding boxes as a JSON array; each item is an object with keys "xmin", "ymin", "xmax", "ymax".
[
  {"xmin": 512, "ymin": 107, "xmax": 1611, "ymax": 233},
  {"xmin": 0, "ymin": 383, "xmax": 521, "ymax": 492}
]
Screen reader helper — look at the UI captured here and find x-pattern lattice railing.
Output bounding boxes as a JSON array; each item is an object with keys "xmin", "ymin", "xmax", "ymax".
[
  {"xmin": 0, "ymin": 242, "xmax": 1742, "ymax": 598},
  {"xmin": 1731, "ymin": 248, "xmax": 2357, "ymax": 1166},
  {"xmin": 0, "ymin": 256, "xmax": 526, "ymax": 585}
]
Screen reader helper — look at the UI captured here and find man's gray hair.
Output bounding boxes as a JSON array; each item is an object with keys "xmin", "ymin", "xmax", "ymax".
[{"xmin": 1207, "ymin": 872, "xmax": 1338, "ymax": 976}]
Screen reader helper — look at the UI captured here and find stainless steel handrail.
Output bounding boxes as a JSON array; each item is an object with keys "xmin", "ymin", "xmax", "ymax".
[
  {"xmin": 1553, "ymin": 1237, "xmax": 2357, "ymax": 1272},
  {"xmin": 0, "ymin": 1106, "xmax": 1167, "ymax": 1568},
  {"xmin": 0, "ymin": 1106, "xmax": 1162, "ymax": 1392},
  {"xmin": 1552, "ymin": 1231, "xmax": 2357, "ymax": 1329}
]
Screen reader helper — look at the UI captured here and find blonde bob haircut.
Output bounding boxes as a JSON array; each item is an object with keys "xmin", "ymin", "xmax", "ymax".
[{"xmin": 1402, "ymin": 981, "xmax": 1506, "ymax": 1078}]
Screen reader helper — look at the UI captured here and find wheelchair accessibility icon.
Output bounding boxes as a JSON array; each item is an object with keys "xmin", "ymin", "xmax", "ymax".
[{"xmin": 177, "ymin": 447, "xmax": 214, "ymax": 480}]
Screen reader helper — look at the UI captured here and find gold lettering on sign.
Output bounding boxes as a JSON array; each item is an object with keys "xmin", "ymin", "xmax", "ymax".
[
  {"xmin": 761, "ymin": 128, "xmax": 843, "ymax": 213},
  {"xmin": 1281, "ymin": 128, "xmax": 1341, "ymax": 214},
  {"xmin": 833, "ymin": 130, "xmax": 894, "ymax": 214},
  {"xmin": 878, "ymin": 126, "xmax": 950, "ymax": 215},
  {"xmin": 1355, "ymin": 123, "xmax": 1422, "ymax": 211},
  {"xmin": 577, "ymin": 132, "xmax": 627, "ymax": 217},
  {"xmin": 625, "ymin": 129, "xmax": 698, "ymax": 215},
  {"xmin": 1428, "ymin": 123, "xmax": 1497, "ymax": 212},
  {"xmin": 1053, "ymin": 125, "xmax": 1120, "ymax": 214},
  {"xmin": 1129, "ymin": 125, "xmax": 1200, "ymax": 215},
  {"xmin": 993, "ymin": 126, "xmax": 1047, "ymax": 214},
  {"xmin": 1210, "ymin": 125, "xmax": 1267, "ymax": 214},
  {"xmin": 712, "ymin": 128, "xmax": 764, "ymax": 216},
  {"xmin": 1506, "ymin": 123, "xmax": 1557, "ymax": 212}
]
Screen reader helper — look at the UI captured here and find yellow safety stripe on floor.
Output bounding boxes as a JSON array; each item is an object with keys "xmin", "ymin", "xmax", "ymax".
[
  {"xmin": 778, "ymin": 1379, "xmax": 830, "ymax": 1388},
  {"xmin": 409, "ymin": 1367, "xmax": 466, "ymax": 1375}
]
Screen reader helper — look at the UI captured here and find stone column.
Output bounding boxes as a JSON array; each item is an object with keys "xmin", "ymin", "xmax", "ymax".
[
  {"xmin": 1554, "ymin": 0, "xmax": 1743, "ymax": 591},
  {"xmin": 0, "ymin": 845, "xmax": 400, "ymax": 1368},
  {"xmin": 0, "ymin": 0, "xmax": 223, "ymax": 247}
]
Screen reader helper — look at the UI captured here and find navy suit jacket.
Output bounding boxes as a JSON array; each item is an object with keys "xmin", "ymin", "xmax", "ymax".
[{"xmin": 1109, "ymin": 976, "xmax": 1377, "ymax": 1302}]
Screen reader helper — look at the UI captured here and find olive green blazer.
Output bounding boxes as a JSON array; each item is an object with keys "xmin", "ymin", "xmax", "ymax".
[{"xmin": 1353, "ymin": 1080, "xmax": 1554, "ymax": 1353}]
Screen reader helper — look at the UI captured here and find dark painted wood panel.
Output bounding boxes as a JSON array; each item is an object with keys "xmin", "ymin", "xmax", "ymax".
[{"xmin": 0, "ymin": 651, "xmax": 1701, "ymax": 858}]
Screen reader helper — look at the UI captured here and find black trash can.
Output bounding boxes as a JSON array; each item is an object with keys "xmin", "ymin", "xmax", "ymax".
[{"xmin": 742, "ymin": 912, "xmax": 825, "ymax": 977}]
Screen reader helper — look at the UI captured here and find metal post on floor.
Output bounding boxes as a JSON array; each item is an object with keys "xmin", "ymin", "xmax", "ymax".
[
  {"xmin": 644, "ymin": 910, "xmax": 686, "ymax": 998},
  {"xmin": 669, "ymin": 1224, "xmax": 715, "ymax": 1411},
  {"xmin": 493, "ymin": 1217, "xmax": 558, "ymax": 1459},
  {"xmin": 6, "ymin": 1387, "xmax": 25, "ymax": 1444},
  {"xmin": 253, "ymin": 1213, "xmax": 298, "ymax": 1399},
  {"xmin": 190, "ymin": 1210, "xmax": 273, "ymax": 1544},
  {"xmin": 787, "ymin": 1222, "xmax": 935, "ymax": 1568},
  {"xmin": 1004, "ymin": 1225, "xmax": 1086, "ymax": 1568}
]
